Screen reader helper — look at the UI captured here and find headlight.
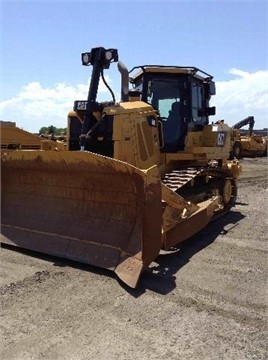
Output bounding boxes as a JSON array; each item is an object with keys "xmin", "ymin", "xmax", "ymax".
[
  {"xmin": 105, "ymin": 51, "xmax": 113, "ymax": 61},
  {"xmin": 81, "ymin": 52, "xmax": 91, "ymax": 65}
]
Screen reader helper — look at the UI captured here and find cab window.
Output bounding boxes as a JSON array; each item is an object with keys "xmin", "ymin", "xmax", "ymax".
[{"xmin": 191, "ymin": 83, "xmax": 204, "ymax": 123}]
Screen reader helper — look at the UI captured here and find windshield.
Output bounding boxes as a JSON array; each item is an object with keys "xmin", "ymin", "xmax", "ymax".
[{"xmin": 146, "ymin": 78, "xmax": 180, "ymax": 118}]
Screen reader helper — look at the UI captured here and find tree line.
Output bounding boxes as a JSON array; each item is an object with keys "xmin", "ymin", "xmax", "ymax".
[{"xmin": 39, "ymin": 125, "xmax": 67, "ymax": 136}]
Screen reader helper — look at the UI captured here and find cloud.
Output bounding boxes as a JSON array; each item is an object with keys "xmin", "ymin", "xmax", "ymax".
[
  {"xmin": 0, "ymin": 76, "xmax": 115, "ymax": 133},
  {"xmin": 211, "ymin": 68, "xmax": 268, "ymax": 128},
  {"xmin": 1, "ymin": 69, "xmax": 267, "ymax": 133}
]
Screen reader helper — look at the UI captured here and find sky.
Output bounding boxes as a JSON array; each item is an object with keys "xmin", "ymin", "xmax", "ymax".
[{"xmin": 0, "ymin": 0, "xmax": 267, "ymax": 133}]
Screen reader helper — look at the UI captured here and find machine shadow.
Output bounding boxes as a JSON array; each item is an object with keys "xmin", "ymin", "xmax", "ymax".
[
  {"xmin": 1, "ymin": 209, "xmax": 245, "ymax": 296},
  {"xmin": 124, "ymin": 209, "xmax": 245, "ymax": 297},
  {"xmin": 1, "ymin": 243, "xmax": 116, "ymax": 282}
]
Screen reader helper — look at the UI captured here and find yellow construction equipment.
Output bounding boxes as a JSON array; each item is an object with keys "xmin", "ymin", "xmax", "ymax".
[
  {"xmin": 1, "ymin": 47, "xmax": 241, "ymax": 288},
  {"xmin": 230, "ymin": 116, "xmax": 267, "ymax": 158},
  {"xmin": 0, "ymin": 121, "xmax": 42, "ymax": 150},
  {"xmin": 0, "ymin": 121, "xmax": 67, "ymax": 152}
]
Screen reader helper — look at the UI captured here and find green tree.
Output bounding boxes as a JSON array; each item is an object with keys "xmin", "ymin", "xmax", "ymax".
[
  {"xmin": 39, "ymin": 126, "xmax": 67, "ymax": 136},
  {"xmin": 47, "ymin": 125, "xmax": 57, "ymax": 134}
]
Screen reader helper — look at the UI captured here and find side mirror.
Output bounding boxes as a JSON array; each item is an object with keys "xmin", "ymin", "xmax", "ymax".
[
  {"xmin": 209, "ymin": 81, "xmax": 216, "ymax": 95},
  {"xmin": 198, "ymin": 106, "xmax": 216, "ymax": 117},
  {"xmin": 206, "ymin": 106, "xmax": 216, "ymax": 116}
]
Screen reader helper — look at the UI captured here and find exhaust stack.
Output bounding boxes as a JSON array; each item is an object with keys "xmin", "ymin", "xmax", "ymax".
[{"xmin": 117, "ymin": 61, "xmax": 129, "ymax": 102}]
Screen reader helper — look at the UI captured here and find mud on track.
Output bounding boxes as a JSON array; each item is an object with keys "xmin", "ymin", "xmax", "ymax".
[{"xmin": 1, "ymin": 157, "xmax": 267, "ymax": 360}]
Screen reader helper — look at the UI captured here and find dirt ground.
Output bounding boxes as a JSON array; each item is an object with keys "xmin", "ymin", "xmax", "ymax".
[{"xmin": 1, "ymin": 157, "xmax": 267, "ymax": 360}]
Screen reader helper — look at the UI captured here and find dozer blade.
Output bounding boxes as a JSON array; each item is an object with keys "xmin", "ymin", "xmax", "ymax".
[{"xmin": 1, "ymin": 151, "xmax": 162, "ymax": 288}]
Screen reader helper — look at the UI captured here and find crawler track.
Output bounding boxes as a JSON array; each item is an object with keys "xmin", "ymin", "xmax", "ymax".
[
  {"xmin": 162, "ymin": 165, "xmax": 237, "ymax": 218},
  {"xmin": 162, "ymin": 167, "xmax": 202, "ymax": 191}
]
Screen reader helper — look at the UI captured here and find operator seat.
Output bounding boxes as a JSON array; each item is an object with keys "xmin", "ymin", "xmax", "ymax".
[{"xmin": 163, "ymin": 101, "xmax": 182, "ymax": 152}]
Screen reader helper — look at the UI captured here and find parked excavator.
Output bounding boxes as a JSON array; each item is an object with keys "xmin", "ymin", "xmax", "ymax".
[
  {"xmin": 1, "ymin": 47, "xmax": 241, "ymax": 288},
  {"xmin": 230, "ymin": 116, "xmax": 267, "ymax": 158}
]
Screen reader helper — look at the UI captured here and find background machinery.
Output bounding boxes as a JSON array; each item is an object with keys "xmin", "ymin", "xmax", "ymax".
[
  {"xmin": 0, "ymin": 121, "xmax": 42, "ymax": 150},
  {"xmin": 1, "ymin": 47, "xmax": 241, "ymax": 288},
  {"xmin": 230, "ymin": 116, "xmax": 267, "ymax": 158},
  {"xmin": 0, "ymin": 121, "xmax": 66, "ymax": 152}
]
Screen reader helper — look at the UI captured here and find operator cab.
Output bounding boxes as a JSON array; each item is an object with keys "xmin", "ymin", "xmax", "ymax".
[{"xmin": 129, "ymin": 66, "xmax": 216, "ymax": 152}]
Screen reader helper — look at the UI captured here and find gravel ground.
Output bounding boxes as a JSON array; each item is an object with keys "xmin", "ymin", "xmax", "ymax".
[{"xmin": 1, "ymin": 157, "xmax": 267, "ymax": 360}]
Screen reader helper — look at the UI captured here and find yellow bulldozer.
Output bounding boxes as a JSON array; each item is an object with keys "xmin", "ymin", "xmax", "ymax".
[
  {"xmin": 1, "ymin": 47, "xmax": 241, "ymax": 288},
  {"xmin": 230, "ymin": 116, "xmax": 267, "ymax": 159}
]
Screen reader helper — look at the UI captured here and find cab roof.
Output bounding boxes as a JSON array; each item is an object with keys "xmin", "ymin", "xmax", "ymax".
[{"xmin": 129, "ymin": 65, "xmax": 213, "ymax": 83}]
